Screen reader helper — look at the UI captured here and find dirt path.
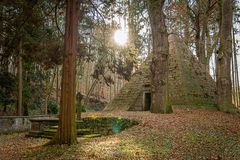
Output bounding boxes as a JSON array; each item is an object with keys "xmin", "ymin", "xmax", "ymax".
[{"xmin": 0, "ymin": 109, "xmax": 240, "ymax": 160}]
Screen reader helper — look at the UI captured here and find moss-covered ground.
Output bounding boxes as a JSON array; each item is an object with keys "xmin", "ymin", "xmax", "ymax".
[
  {"xmin": 0, "ymin": 108, "xmax": 240, "ymax": 160},
  {"xmin": 32, "ymin": 117, "xmax": 138, "ymax": 139}
]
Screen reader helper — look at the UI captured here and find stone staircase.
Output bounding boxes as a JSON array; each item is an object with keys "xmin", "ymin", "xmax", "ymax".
[
  {"xmin": 105, "ymin": 67, "xmax": 150, "ymax": 111},
  {"xmin": 27, "ymin": 123, "xmax": 101, "ymax": 139},
  {"xmin": 27, "ymin": 117, "xmax": 138, "ymax": 139}
]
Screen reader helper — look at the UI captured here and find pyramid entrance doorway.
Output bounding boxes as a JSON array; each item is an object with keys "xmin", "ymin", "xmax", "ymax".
[
  {"xmin": 143, "ymin": 92, "xmax": 151, "ymax": 111},
  {"xmin": 143, "ymin": 83, "xmax": 151, "ymax": 111}
]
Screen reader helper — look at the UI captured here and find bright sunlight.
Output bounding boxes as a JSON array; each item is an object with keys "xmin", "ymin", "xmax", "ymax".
[{"xmin": 114, "ymin": 29, "xmax": 128, "ymax": 46}]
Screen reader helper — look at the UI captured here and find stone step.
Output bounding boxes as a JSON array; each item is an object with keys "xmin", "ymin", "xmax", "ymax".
[
  {"xmin": 41, "ymin": 128, "xmax": 92, "ymax": 137},
  {"xmin": 77, "ymin": 128, "xmax": 91, "ymax": 135},
  {"xmin": 43, "ymin": 129, "xmax": 56, "ymax": 136},
  {"xmin": 49, "ymin": 125, "xmax": 58, "ymax": 129},
  {"xmin": 41, "ymin": 135, "xmax": 53, "ymax": 139},
  {"xmin": 81, "ymin": 133, "xmax": 101, "ymax": 139},
  {"xmin": 26, "ymin": 131, "xmax": 42, "ymax": 138}
]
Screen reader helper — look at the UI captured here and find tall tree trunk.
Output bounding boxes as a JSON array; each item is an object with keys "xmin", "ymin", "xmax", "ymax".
[
  {"xmin": 83, "ymin": 79, "xmax": 97, "ymax": 105},
  {"xmin": 148, "ymin": 0, "xmax": 172, "ymax": 113},
  {"xmin": 85, "ymin": 62, "xmax": 90, "ymax": 94},
  {"xmin": 232, "ymin": 27, "xmax": 240, "ymax": 107},
  {"xmin": 44, "ymin": 68, "xmax": 57, "ymax": 115},
  {"xmin": 201, "ymin": 14, "xmax": 208, "ymax": 72},
  {"xmin": 17, "ymin": 41, "xmax": 23, "ymax": 116},
  {"xmin": 56, "ymin": 66, "xmax": 59, "ymax": 105},
  {"xmin": 216, "ymin": 0, "xmax": 233, "ymax": 111},
  {"xmin": 55, "ymin": 0, "xmax": 80, "ymax": 145},
  {"xmin": 195, "ymin": 14, "xmax": 205, "ymax": 64},
  {"xmin": 205, "ymin": 31, "xmax": 211, "ymax": 74}
]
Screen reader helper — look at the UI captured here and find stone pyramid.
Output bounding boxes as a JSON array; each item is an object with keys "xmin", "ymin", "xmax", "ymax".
[{"xmin": 104, "ymin": 35, "xmax": 216, "ymax": 111}]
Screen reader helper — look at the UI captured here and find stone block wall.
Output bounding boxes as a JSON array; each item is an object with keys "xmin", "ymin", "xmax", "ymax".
[
  {"xmin": 0, "ymin": 116, "xmax": 31, "ymax": 132},
  {"xmin": 0, "ymin": 115, "xmax": 55, "ymax": 133}
]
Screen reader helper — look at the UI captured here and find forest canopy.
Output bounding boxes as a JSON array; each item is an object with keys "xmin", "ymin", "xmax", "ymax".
[{"xmin": 0, "ymin": 0, "xmax": 239, "ymax": 116}]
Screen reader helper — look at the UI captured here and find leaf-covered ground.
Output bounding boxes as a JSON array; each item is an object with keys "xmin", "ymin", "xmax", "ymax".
[{"xmin": 1, "ymin": 108, "xmax": 240, "ymax": 160}]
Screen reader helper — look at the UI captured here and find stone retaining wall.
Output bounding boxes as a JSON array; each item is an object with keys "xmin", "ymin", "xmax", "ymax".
[{"xmin": 0, "ymin": 115, "xmax": 56, "ymax": 133}]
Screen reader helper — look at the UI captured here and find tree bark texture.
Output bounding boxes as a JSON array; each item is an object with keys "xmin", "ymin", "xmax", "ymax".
[
  {"xmin": 56, "ymin": 0, "xmax": 80, "ymax": 145},
  {"xmin": 17, "ymin": 41, "xmax": 23, "ymax": 116},
  {"xmin": 148, "ymin": 0, "xmax": 172, "ymax": 113},
  {"xmin": 44, "ymin": 68, "xmax": 56, "ymax": 115},
  {"xmin": 217, "ymin": 0, "xmax": 233, "ymax": 110},
  {"xmin": 56, "ymin": 66, "xmax": 59, "ymax": 105}
]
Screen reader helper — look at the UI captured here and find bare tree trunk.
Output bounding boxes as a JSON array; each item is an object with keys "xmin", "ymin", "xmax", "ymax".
[
  {"xmin": 55, "ymin": 0, "xmax": 80, "ymax": 145},
  {"xmin": 206, "ymin": 32, "xmax": 212, "ymax": 74},
  {"xmin": 148, "ymin": 0, "xmax": 172, "ymax": 113},
  {"xmin": 17, "ymin": 41, "xmax": 23, "ymax": 116},
  {"xmin": 216, "ymin": 0, "xmax": 233, "ymax": 111},
  {"xmin": 56, "ymin": 66, "xmax": 59, "ymax": 104},
  {"xmin": 83, "ymin": 79, "xmax": 97, "ymax": 105},
  {"xmin": 201, "ymin": 13, "xmax": 209, "ymax": 71},
  {"xmin": 44, "ymin": 68, "xmax": 57, "ymax": 115},
  {"xmin": 85, "ymin": 62, "xmax": 90, "ymax": 94},
  {"xmin": 232, "ymin": 28, "xmax": 240, "ymax": 107},
  {"xmin": 109, "ymin": 84, "xmax": 112, "ymax": 101},
  {"xmin": 231, "ymin": 49, "xmax": 236, "ymax": 106},
  {"xmin": 113, "ymin": 73, "xmax": 117, "ymax": 98},
  {"xmin": 195, "ymin": 14, "xmax": 202, "ymax": 59}
]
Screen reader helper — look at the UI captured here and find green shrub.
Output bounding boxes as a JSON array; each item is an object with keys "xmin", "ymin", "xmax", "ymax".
[
  {"xmin": 48, "ymin": 99, "xmax": 58, "ymax": 114},
  {"xmin": 80, "ymin": 105, "xmax": 87, "ymax": 112},
  {"xmin": 76, "ymin": 103, "xmax": 86, "ymax": 112},
  {"xmin": 0, "ymin": 72, "xmax": 16, "ymax": 111}
]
